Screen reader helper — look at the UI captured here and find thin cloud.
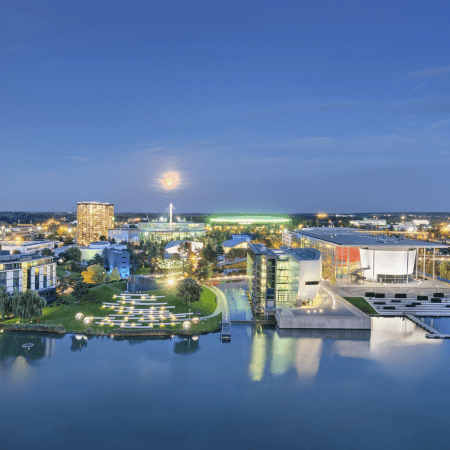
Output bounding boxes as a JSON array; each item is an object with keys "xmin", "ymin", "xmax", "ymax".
[
  {"xmin": 406, "ymin": 65, "xmax": 450, "ymax": 79},
  {"xmin": 67, "ymin": 156, "xmax": 93, "ymax": 163}
]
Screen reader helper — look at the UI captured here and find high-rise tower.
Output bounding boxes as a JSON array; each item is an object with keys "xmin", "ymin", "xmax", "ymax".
[{"xmin": 76, "ymin": 202, "xmax": 114, "ymax": 246}]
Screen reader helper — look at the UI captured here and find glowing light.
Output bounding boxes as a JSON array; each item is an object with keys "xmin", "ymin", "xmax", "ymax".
[
  {"xmin": 160, "ymin": 171, "xmax": 180, "ymax": 190},
  {"xmin": 75, "ymin": 313, "xmax": 84, "ymax": 320}
]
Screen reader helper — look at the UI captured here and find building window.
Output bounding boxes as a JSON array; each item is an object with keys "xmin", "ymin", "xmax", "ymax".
[
  {"xmin": 35, "ymin": 268, "xmax": 40, "ymax": 290},
  {"xmin": 305, "ymin": 281, "xmax": 319, "ymax": 285},
  {"xmin": 13, "ymin": 271, "xmax": 19, "ymax": 289},
  {"xmin": 0, "ymin": 272, "xmax": 6, "ymax": 287}
]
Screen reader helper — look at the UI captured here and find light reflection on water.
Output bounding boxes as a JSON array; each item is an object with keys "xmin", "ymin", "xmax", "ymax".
[{"xmin": 0, "ymin": 318, "xmax": 449, "ymax": 450}]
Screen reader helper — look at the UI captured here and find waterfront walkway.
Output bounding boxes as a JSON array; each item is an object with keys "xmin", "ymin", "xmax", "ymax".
[{"xmin": 217, "ymin": 281, "xmax": 253, "ymax": 321}]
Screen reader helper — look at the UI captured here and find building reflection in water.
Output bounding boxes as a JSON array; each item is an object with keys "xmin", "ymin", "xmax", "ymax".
[
  {"xmin": 249, "ymin": 326, "xmax": 267, "ymax": 381},
  {"xmin": 249, "ymin": 317, "xmax": 444, "ymax": 382},
  {"xmin": 333, "ymin": 317, "xmax": 443, "ymax": 378},
  {"xmin": 250, "ymin": 326, "xmax": 371, "ymax": 382}
]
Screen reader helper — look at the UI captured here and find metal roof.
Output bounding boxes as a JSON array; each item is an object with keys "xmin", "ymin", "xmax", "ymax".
[{"xmin": 295, "ymin": 228, "xmax": 447, "ymax": 248}]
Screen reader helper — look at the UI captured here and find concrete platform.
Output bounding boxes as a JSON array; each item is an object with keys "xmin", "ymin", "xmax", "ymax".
[{"xmin": 275, "ymin": 282, "xmax": 371, "ymax": 330}]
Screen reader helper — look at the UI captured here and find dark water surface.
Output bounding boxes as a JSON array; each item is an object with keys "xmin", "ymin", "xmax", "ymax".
[{"xmin": 1, "ymin": 317, "xmax": 450, "ymax": 450}]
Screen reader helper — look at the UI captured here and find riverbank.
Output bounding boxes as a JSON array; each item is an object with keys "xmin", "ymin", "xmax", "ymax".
[{"xmin": 2, "ymin": 281, "xmax": 222, "ymax": 337}]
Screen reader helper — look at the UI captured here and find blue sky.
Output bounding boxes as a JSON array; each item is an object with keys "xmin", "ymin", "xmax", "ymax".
[{"xmin": 1, "ymin": 0, "xmax": 450, "ymax": 213}]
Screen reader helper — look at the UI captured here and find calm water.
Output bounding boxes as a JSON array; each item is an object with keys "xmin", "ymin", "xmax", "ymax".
[{"xmin": 1, "ymin": 318, "xmax": 450, "ymax": 450}]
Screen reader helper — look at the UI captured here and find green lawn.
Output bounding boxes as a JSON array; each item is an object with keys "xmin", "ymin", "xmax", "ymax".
[
  {"xmin": 56, "ymin": 265, "xmax": 68, "ymax": 278},
  {"xmin": 344, "ymin": 297, "xmax": 378, "ymax": 315},
  {"xmin": 5, "ymin": 282, "xmax": 219, "ymax": 334}
]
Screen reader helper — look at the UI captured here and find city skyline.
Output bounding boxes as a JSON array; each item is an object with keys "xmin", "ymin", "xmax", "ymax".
[{"xmin": 2, "ymin": 1, "xmax": 450, "ymax": 212}]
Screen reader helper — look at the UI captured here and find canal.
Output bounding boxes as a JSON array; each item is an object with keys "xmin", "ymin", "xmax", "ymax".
[{"xmin": 1, "ymin": 317, "xmax": 450, "ymax": 450}]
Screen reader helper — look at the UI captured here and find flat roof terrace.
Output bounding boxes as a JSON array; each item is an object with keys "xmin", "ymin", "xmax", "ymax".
[{"xmin": 296, "ymin": 227, "xmax": 447, "ymax": 248}]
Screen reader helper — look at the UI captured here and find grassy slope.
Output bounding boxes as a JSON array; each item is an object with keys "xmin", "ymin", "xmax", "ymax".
[
  {"xmin": 5, "ymin": 282, "xmax": 220, "ymax": 333},
  {"xmin": 344, "ymin": 297, "xmax": 378, "ymax": 315}
]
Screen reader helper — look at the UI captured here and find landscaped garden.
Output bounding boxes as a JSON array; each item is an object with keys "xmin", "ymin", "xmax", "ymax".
[
  {"xmin": 3, "ymin": 281, "xmax": 221, "ymax": 335},
  {"xmin": 344, "ymin": 297, "xmax": 378, "ymax": 315}
]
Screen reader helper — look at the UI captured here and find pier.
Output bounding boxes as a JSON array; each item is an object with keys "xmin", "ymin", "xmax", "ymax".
[{"xmin": 405, "ymin": 314, "xmax": 450, "ymax": 339}]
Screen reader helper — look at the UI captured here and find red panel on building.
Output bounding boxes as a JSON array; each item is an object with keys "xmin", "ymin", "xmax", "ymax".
[{"xmin": 336, "ymin": 247, "xmax": 360, "ymax": 263}]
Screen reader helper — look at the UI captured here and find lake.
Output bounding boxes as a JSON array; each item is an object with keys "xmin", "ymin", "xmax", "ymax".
[{"xmin": 1, "ymin": 317, "xmax": 449, "ymax": 450}]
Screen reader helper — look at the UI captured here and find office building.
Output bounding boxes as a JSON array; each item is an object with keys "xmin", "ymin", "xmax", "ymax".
[
  {"xmin": 247, "ymin": 244, "xmax": 321, "ymax": 312},
  {"xmin": 77, "ymin": 202, "xmax": 114, "ymax": 246},
  {"xmin": 79, "ymin": 241, "xmax": 130, "ymax": 277},
  {"xmin": 0, "ymin": 253, "xmax": 57, "ymax": 301}
]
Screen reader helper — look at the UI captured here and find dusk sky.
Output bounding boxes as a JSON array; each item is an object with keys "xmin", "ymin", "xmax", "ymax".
[{"xmin": 2, "ymin": 0, "xmax": 450, "ymax": 213}]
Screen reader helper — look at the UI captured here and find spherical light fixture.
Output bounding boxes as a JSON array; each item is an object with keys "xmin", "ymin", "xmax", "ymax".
[
  {"xmin": 83, "ymin": 317, "xmax": 92, "ymax": 325},
  {"xmin": 75, "ymin": 313, "xmax": 84, "ymax": 320},
  {"xmin": 192, "ymin": 317, "xmax": 200, "ymax": 324},
  {"xmin": 182, "ymin": 321, "xmax": 191, "ymax": 330}
]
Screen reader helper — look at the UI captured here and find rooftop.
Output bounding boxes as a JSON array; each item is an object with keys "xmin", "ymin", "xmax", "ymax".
[
  {"xmin": 208, "ymin": 214, "xmax": 291, "ymax": 224},
  {"xmin": 295, "ymin": 227, "xmax": 447, "ymax": 248},
  {"xmin": 222, "ymin": 239, "xmax": 249, "ymax": 248}
]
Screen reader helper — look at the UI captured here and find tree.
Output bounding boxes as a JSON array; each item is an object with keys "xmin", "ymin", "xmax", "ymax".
[
  {"xmin": 176, "ymin": 278, "xmax": 203, "ymax": 307},
  {"xmin": 216, "ymin": 244, "xmax": 224, "ymax": 256},
  {"xmin": 41, "ymin": 248, "xmax": 54, "ymax": 256},
  {"xmin": 99, "ymin": 235, "xmax": 107, "ymax": 241},
  {"xmin": 439, "ymin": 262, "xmax": 449, "ymax": 281},
  {"xmin": 72, "ymin": 280, "xmax": 89, "ymax": 301},
  {"xmin": 0, "ymin": 286, "xmax": 11, "ymax": 321},
  {"xmin": 13, "ymin": 250, "xmax": 21, "ymax": 255},
  {"xmin": 109, "ymin": 268, "xmax": 121, "ymax": 281},
  {"xmin": 10, "ymin": 290, "xmax": 46, "ymax": 323},
  {"xmin": 228, "ymin": 248, "xmax": 247, "ymax": 260},
  {"xmin": 63, "ymin": 236, "xmax": 74, "ymax": 245},
  {"xmin": 88, "ymin": 253, "xmax": 105, "ymax": 267},
  {"xmin": 195, "ymin": 259, "xmax": 212, "ymax": 282},
  {"xmin": 81, "ymin": 264, "xmax": 106, "ymax": 284},
  {"xmin": 62, "ymin": 247, "xmax": 81, "ymax": 262},
  {"xmin": 201, "ymin": 243, "xmax": 217, "ymax": 264}
]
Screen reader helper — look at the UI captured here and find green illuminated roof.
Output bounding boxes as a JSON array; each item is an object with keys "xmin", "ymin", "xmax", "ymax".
[{"xmin": 208, "ymin": 214, "xmax": 291, "ymax": 225}]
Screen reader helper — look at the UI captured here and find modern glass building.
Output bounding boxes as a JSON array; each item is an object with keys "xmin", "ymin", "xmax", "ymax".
[
  {"xmin": 247, "ymin": 244, "xmax": 321, "ymax": 312},
  {"xmin": 284, "ymin": 228, "xmax": 447, "ymax": 284},
  {"xmin": 138, "ymin": 222, "xmax": 206, "ymax": 242}
]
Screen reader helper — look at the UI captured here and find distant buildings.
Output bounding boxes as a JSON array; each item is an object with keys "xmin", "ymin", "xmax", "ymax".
[
  {"xmin": 0, "ymin": 240, "xmax": 55, "ymax": 254},
  {"xmin": 0, "ymin": 224, "xmax": 36, "ymax": 243},
  {"xmin": 207, "ymin": 214, "xmax": 291, "ymax": 228},
  {"xmin": 349, "ymin": 219, "xmax": 387, "ymax": 227},
  {"xmin": 0, "ymin": 253, "xmax": 57, "ymax": 301},
  {"xmin": 77, "ymin": 202, "xmax": 114, "ymax": 246},
  {"xmin": 108, "ymin": 227, "xmax": 140, "ymax": 245},
  {"xmin": 138, "ymin": 222, "xmax": 206, "ymax": 242}
]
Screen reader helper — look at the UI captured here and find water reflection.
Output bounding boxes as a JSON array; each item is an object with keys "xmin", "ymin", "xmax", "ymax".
[
  {"xmin": 249, "ymin": 326, "xmax": 267, "ymax": 381},
  {"xmin": 247, "ymin": 318, "xmax": 443, "ymax": 382},
  {"xmin": 174, "ymin": 336, "xmax": 200, "ymax": 354},
  {"xmin": 70, "ymin": 335, "xmax": 88, "ymax": 352},
  {"xmin": 332, "ymin": 317, "xmax": 443, "ymax": 377},
  {"xmin": 0, "ymin": 333, "xmax": 52, "ymax": 362}
]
